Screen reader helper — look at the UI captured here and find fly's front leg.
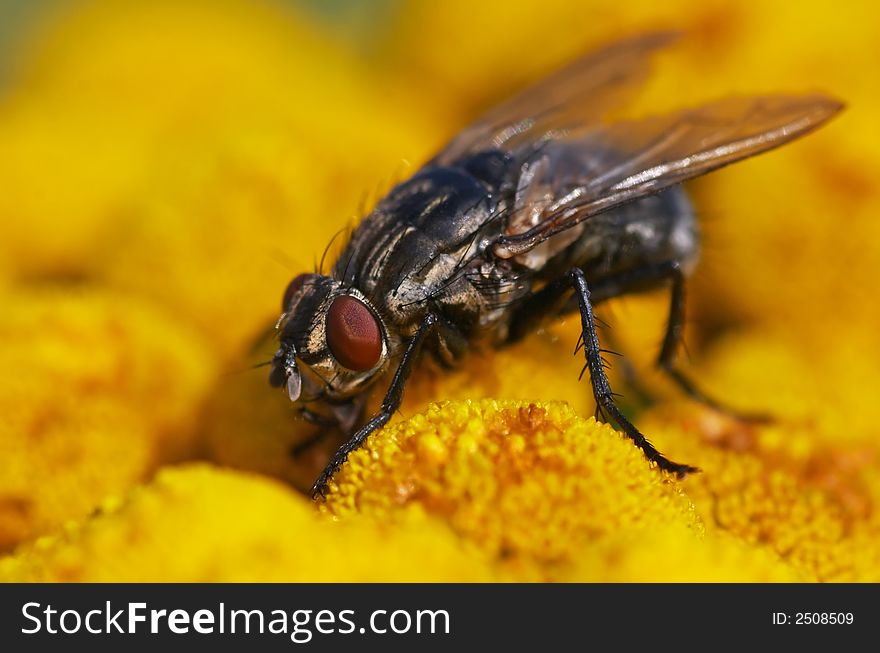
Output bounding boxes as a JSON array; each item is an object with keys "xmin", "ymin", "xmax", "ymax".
[
  {"xmin": 569, "ymin": 268, "xmax": 699, "ymax": 478},
  {"xmin": 290, "ymin": 399, "xmax": 365, "ymax": 458},
  {"xmin": 290, "ymin": 412, "xmax": 334, "ymax": 458},
  {"xmin": 311, "ymin": 313, "xmax": 438, "ymax": 499}
]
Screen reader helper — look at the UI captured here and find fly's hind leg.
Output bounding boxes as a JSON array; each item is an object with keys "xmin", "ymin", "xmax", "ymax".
[
  {"xmin": 574, "ymin": 260, "xmax": 768, "ymax": 422},
  {"xmin": 655, "ymin": 262, "xmax": 769, "ymax": 423},
  {"xmin": 569, "ymin": 268, "xmax": 699, "ymax": 478}
]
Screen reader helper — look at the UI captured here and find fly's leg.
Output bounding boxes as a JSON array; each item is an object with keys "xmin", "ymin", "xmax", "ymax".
[
  {"xmin": 311, "ymin": 313, "xmax": 438, "ymax": 499},
  {"xmin": 291, "ymin": 430, "xmax": 328, "ymax": 458},
  {"xmin": 291, "ymin": 399, "xmax": 367, "ymax": 458},
  {"xmin": 655, "ymin": 263, "xmax": 769, "ymax": 423},
  {"xmin": 569, "ymin": 268, "xmax": 699, "ymax": 478},
  {"xmin": 506, "ymin": 275, "xmax": 572, "ymax": 344},
  {"xmin": 570, "ymin": 261, "xmax": 768, "ymax": 422},
  {"xmin": 289, "ymin": 409, "xmax": 338, "ymax": 458}
]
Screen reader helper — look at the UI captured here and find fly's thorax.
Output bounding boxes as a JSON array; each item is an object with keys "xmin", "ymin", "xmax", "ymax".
[
  {"xmin": 334, "ymin": 161, "xmax": 506, "ymax": 312},
  {"xmin": 270, "ymin": 275, "xmax": 392, "ymax": 403}
]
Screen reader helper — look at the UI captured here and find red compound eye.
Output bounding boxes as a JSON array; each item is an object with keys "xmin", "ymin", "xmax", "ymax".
[
  {"xmin": 326, "ymin": 295, "xmax": 382, "ymax": 371},
  {"xmin": 281, "ymin": 274, "xmax": 311, "ymax": 311}
]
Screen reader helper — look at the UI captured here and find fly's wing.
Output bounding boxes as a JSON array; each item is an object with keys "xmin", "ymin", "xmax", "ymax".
[
  {"xmin": 494, "ymin": 94, "xmax": 843, "ymax": 258},
  {"xmin": 431, "ymin": 31, "xmax": 678, "ymax": 166}
]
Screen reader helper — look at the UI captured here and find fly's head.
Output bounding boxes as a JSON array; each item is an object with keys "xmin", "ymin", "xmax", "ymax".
[{"xmin": 269, "ymin": 273, "xmax": 389, "ymax": 407}]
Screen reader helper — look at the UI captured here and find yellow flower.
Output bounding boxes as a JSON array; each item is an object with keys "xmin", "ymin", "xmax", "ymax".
[
  {"xmin": 635, "ymin": 329, "xmax": 880, "ymax": 581},
  {"xmin": 0, "ymin": 464, "xmax": 496, "ymax": 582},
  {"xmin": 0, "ymin": 286, "xmax": 212, "ymax": 551},
  {"xmin": 310, "ymin": 396, "xmax": 802, "ymax": 581},
  {"xmin": 565, "ymin": 527, "xmax": 804, "ymax": 582},
  {"xmin": 324, "ymin": 399, "xmax": 705, "ymax": 580},
  {"xmin": 1, "ymin": 0, "xmax": 880, "ymax": 583},
  {"xmin": 3, "ymin": 407, "xmax": 798, "ymax": 584}
]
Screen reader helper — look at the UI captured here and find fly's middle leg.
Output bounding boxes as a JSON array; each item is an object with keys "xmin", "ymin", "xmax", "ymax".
[
  {"xmin": 569, "ymin": 268, "xmax": 699, "ymax": 478},
  {"xmin": 505, "ymin": 274, "xmax": 573, "ymax": 344}
]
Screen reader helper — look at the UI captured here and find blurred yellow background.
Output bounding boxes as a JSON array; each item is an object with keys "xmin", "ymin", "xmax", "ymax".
[{"xmin": 0, "ymin": 0, "xmax": 878, "ymax": 581}]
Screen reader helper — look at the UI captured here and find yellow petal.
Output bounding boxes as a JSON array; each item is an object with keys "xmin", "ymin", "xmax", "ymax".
[
  {"xmin": 0, "ymin": 464, "xmax": 496, "ymax": 582},
  {"xmin": 0, "ymin": 287, "xmax": 212, "ymax": 550}
]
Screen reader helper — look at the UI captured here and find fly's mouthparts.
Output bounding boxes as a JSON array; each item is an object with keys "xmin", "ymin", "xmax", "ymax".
[{"xmin": 286, "ymin": 368, "xmax": 302, "ymax": 403}]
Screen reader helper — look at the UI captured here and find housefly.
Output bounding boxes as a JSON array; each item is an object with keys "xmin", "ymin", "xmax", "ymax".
[{"xmin": 269, "ymin": 32, "xmax": 843, "ymax": 498}]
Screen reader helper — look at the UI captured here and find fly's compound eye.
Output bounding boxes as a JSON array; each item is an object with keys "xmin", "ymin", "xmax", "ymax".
[
  {"xmin": 326, "ymin": 295, "xmax": 382, "ymax": 372},
  {"xmin": 281, "ymin": 274, "xmax": 311, "ymax": 312}
]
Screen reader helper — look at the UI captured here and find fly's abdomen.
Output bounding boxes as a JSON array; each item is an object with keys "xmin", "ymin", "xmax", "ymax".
[{"xmin": 558, "ymin": 186, "xmax": 700, "ymax": 284}]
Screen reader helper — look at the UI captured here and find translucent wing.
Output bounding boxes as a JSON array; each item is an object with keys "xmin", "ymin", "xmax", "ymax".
[
  {"xmin": 431, "ymin": 31, "xmax": 678, "ymax": 166},
  {"xmin": 494, "ymin": 94, "xmax": 844, "ymax": 258}
]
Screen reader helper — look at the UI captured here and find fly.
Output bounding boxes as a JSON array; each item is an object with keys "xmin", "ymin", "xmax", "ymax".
[{"xmin": 268, "ymin": 32, "xmax": 843, "ymax": 499}]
